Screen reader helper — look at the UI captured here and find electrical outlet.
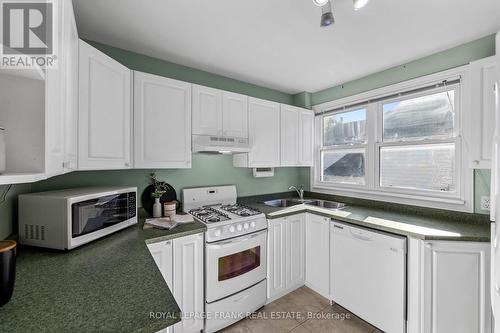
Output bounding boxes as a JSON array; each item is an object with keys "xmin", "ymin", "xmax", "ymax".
[{"xmin": 481, "ymin": 196, "xmax": 491, "ymax": 211}]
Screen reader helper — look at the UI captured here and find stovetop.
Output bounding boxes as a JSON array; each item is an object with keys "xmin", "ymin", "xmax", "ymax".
[
  {"xmin": 189, "ymin": 204, "xmax": 262, "ymax": 224},
  {"xmin": 189, "ymin": 206, "xmax": 231, "ymax": 224},
  {"xmin": 219, "ymin": 204, "xmax": 261, "ymax": 217}
]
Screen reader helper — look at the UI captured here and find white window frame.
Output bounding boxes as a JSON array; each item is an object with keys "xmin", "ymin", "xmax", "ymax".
[{"xmin": 312, "ymin": 66, "xmax": 473, "ymax": 212}]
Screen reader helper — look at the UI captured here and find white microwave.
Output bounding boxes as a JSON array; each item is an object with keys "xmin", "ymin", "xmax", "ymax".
[{"xmin": 18, "ymin": 187, "xmax": 137, "ymax": 250}]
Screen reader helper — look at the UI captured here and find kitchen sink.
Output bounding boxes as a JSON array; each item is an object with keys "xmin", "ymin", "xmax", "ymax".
[
  {"xmin": 263, "ymin": 199, "xmax": 315, "ymax": 208},
  {"xmin": 263, "ymin": 198, "xmax": 347, "ymax": 210},
  {"xmin": 306, "ymin": 200, "xmax": 348, "ymax": 210}
]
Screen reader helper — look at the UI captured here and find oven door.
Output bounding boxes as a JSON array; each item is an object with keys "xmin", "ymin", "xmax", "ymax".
[{"xmin": 206, "ymin": 229, "xmax": 267, "ymax": 303}]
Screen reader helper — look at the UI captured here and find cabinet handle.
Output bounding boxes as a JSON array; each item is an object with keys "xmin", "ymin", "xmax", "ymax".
[
  {"xmin": 125, "ymin": 162, "xmax": 130, "ymax": 167},
  {"xmin": 473, "ymin": 160, "xmax": 480, "ymax": 166}
]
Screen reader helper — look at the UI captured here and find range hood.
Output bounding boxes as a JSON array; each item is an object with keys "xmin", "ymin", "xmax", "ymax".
[{"xmin": 192, "ymin": 135, "xmax": 250, "ymax": 154}]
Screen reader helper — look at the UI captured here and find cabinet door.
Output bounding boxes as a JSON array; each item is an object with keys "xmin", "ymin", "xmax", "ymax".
[
  {"xmin": 222, "ymin": 91, "xmax": 248, "ymax": 138},
  {"xmin": 62, "ymin": 0, "xmax": 78, "ymax": 173},
  {"xmin": 45, "ymin": 0, "xmax": 65, "ymax": 177},
  {"xmin": 305, "ymin": 214, "xmax": 329, "ymax": 298},
  {"xmin": 299, "ymin": 110, "xmax": 314, "ymax": 166},
  {"xmin": 248, "ymin": 97, "xmax": 281, "ymax": 167},
  {"xmin": 423, "ymin": 241, "xmax": 491, "ymax": 333},
  {"xmin": 172, "ymin": 233, "xmax": 204, "ymax": 333},
  {"xmin": 470, "ymin": 56, "xmax": 498, "ymax": 169},
  {"xmin": 286, "ymin": 214, "xmax": 305, "ymax": 289},
  {"xmin": 147, "ymin": 240, "xmax": 173, "ymax": 288},
  {"xmin": 78, "ymin": 40, "xmax": 132, "ymax": 170},
  {"xmin": 268, "ymin": 217, "xmax": 287, "ymax": 299},
  {"xmin": 192, "ymin": 85, "xmax": 222, "ymax": 136},
  {"xmin": 134, "ymin": 72, "xmax": 192, "ymax": 169},
  {"xmin": 280, "ymin": 105, "xmax": 299, "ymax": 166}
]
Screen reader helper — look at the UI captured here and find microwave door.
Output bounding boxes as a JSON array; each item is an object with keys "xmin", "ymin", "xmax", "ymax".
[
  {"xmin": 72, "ymin": 193, "xmax": 133, "ymax": 238},
  {"xmin": 75, "ymin": 203, "xmax": 101, "ymax": 235}
]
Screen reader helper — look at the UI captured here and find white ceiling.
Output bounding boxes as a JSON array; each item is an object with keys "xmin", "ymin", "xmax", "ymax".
[{"xmin": 73, "ymin": 0, "xmax": 500, "ymax": 94}]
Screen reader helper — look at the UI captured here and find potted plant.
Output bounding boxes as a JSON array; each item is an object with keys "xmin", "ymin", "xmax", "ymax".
[{"xmin": 150, "ymin": 172, "xmax": 171, "ymax": 217}]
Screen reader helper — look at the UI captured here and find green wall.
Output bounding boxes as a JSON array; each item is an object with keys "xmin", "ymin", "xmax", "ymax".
[
  {"xmin": 0, "ymin": 184, "xmax": 31, "ymax": 240},
  {"xmin": 32, "ymin": 155, "xmax": 305, "ymax": 199},
  {"xmin": 87, "ymin": 40, "xmax": 293, "ymax": 105},
  {"xmin": 475, "ymin": 170, "xmax": 492, "ymax": 215},
  {"xmin": 308, "ymin": 34, "xmax": 496, "ymax": 215},
  {"xmin": 312, "ymin": 35, "xmax": 496, "ymax": 105}
]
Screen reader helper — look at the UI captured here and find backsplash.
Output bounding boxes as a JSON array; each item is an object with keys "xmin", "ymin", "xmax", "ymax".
[
  {"xmin": 32, "ymin": 154, "xmax": 305, "ymax": 204},
  {"xmin": 475, "ymin": 169, "xmax": 491, "ymax": 215}
]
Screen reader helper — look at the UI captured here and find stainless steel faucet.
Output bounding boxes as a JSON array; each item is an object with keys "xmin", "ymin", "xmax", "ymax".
[{"xmin": 289, "ymin": 185, "xmax": 304, "ymax": 200}]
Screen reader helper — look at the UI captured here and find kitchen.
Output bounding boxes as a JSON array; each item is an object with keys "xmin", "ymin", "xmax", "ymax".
[{"xmin": 0, "ymin": 0, "xmax": 499, "ymax": 332}]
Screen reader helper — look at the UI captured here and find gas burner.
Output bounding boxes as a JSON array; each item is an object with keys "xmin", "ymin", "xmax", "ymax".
[
  {"xmin": 219, "ymin": 204, "xmax": 261, "ymax": 217},
  {"xmin": 189, "ymin": 207, "xmax": 230, "ymax": 224}
]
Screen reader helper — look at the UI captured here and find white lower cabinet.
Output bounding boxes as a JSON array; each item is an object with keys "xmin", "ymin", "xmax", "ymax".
[
  {"xmin": 420, "ymin": 241, "xmax": 491, "ymax": 333},
  {"xmin": 147, "ymin": 233, "xmax": 204, "ymax": 333},
  {"xmin": 268, "ymin": 214, "xmax": 305, "ymax": 300},
  {"xmin": 305, "ymin": 214, "xmax": 330, "ymax": 298}
]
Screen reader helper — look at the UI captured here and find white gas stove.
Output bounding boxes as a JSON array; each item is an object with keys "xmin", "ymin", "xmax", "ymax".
[
  {"xmin": 183, "ymin": 186, "xmax": 268, "ymax": 243},
  {"xmin": 182, "ymin": 185, "xmax": 268, "ymax": 333}
]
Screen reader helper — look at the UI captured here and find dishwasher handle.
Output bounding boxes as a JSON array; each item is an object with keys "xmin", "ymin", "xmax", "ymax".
[
  {"xmin": 332, "ymin": 221, "xmax": 374, "ymax": 241},
  {"xmin": 349, "ymin": 228, "xmax": 374, "ymax": 241}
]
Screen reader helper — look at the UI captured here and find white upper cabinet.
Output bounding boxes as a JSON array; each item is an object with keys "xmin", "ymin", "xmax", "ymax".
[
  {"xmin": 299, "ymin": 110, "xmax": 314, "ymax": 166},
  {"xmin": 62, "ymin": 0, "xmax": 79, "ymax": 173},
  {"xmin": 78, "ymin": 40, "xmax": 132, "ymax": 170},
  {"xmin": 280, "ymin": 105, "xmax": 314, "ymax": 167},
  {"xmin": 192, "ymin": 85, "xmax": 248, "ymax": 138},
  {"xmin": 243, "ymin": 97, "xmax": 281, "ymax": 167},
  {"xmin": 469, "ymin": 56, "xmax": 498, "ymax": 169},
  {"xmin": 134, "ymin": 71, "xmax": 192, "ymax": 169},
  {"xmin": 222, "ymin": 91, "xmax": 248, "ymax": 138},
  {"xmin": 280, "ymin": 105, "xmax": 300, "ymax": 166},
  {"xmin": 192, "ymin": 85, "xmax": 222, "ymax": 136},
  {"xmin": 45, "ymin": 0, "xmax": 66, "ymax": 177}
]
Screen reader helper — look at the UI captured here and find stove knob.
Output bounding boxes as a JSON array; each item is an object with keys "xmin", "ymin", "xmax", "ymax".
[
  {"xmin": 236, "ymin": 224, "xmax": 243, "ymax": 232},
  {"xmin": 250, "ymin": 221, "xmax": 256, "ymax": 228},
  {"xmin": 229, "ymin": 226, "xmax": 236, "ymax": 233},
  {"xmin": 243, "ymin": 223, "xmax": 249, "ymax": 230},
  {"xmin": 214, "ymin": 229, "xmax": 222, "ymax": 237}
]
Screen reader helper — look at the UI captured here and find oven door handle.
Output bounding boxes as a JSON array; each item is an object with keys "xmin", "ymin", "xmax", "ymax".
[{"xmin": 207, "ymin": 229, "xmax": 267, "ymax": 247}]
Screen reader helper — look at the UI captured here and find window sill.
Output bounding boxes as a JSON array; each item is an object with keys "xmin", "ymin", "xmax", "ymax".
[{"xmin": 311, "ymin": 183, "xmax": 472, "ymax": 213}]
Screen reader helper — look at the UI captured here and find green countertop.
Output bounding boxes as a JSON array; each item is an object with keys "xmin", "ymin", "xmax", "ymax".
[
  {"xmin": 0, "ymin": 220, "xmax": 206, "ymax": 333},
  {"xmin": 241, "ymin": 195, "xmax": 490, "ymax": 242}
]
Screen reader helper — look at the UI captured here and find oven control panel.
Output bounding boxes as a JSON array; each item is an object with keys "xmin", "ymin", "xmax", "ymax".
[{"xmin": 206, "ymin": 217, "xmax": 268, "ymax": 242}]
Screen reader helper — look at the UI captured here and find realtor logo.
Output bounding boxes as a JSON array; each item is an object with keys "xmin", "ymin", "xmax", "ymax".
[{"xmin": 1, "ymin": 0, "xmax": 57, "ymax": 69}]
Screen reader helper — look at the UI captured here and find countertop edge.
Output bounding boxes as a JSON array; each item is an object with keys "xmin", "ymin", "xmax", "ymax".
[{"xmin": 260, "ymin": 205, "xmax": 490, "ymax": 242}]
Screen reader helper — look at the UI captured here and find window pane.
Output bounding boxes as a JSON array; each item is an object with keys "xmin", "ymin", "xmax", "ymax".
[
  {"xmin": 322, "ymin": 149, "xmax": 365, "ymax": 185},
  {"xmin": 323, "ymin": 109, "xmax": 366, "ymax": 146},
  {"xmin": 380, "ymin": 144, "xmax": 455, "ymax": 192},
  {"xmin": 383, "ymin": 90, "xmax": 455, "ymax": 142}
]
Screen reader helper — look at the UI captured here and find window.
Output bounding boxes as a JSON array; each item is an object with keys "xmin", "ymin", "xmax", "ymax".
[
  {"xmin": 321, "ymin": 108, "xmax": 367, "ymax": 185},
  {"xmin": 379, "ymin": 89, "xmax": 458, "ymax": 193},
  {"xmin": 313, "ymin": 69, "xmax": 471, "ymax": 211}
]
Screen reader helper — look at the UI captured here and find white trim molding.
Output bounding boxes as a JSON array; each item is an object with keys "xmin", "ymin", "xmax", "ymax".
[{"xmin": 311, "ymin": 65, "xmax": 473, "ymax": 213}]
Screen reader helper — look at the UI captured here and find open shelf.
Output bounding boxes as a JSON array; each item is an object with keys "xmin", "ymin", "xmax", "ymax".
[
  {"xmin": 0, "ymin": 45, "xmax": 46, "ymax": 81},
  {"xmin": 0, "ymin": 172, "xmax": 46, "ymax": 185}
]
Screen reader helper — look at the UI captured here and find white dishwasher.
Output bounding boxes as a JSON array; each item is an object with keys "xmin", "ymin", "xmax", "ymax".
[{"xmin": 330, "ymin": 220, "xmax": 406, "ymax": 333}]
